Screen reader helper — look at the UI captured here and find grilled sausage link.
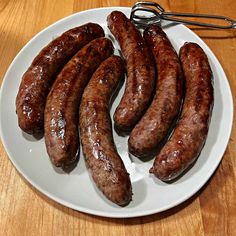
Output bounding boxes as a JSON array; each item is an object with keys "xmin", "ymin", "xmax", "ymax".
[
  {"xmin": 150, "ymin": 42, "xmax": 214, "ymax": 181},
  {"xmin": 16, "ymin": 23, "xmax": 104, "ymax": 135},
  {"xmin": 107, "ymin": 11, "xmax": 155, "ymax": 131},
  {"xmin": 44, "ymin": 38, "xmax": 113, "ymax": 168},
  {"xmin": 128, "ymin": 25, "xmax": 183, "ymax": 158},
  {"xmin": 79, "ymin": 56, "xmax": 132, "ymax": 206}
]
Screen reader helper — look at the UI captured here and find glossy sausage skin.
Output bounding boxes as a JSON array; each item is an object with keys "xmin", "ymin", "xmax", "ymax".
[
  {"xmin": 16, "ymin": 23, "xmax": 104, "ymax": 135},
  {"xmin": 128, "ymin": 25, "xmax": 183, "ymax": 158},
  {"xmin": 79, "ymin": 56, "xmax": 132, "ymax": 206},
  {"xmin": 107, "ymin": 11, "xmax": 155, "ymax": 131},
  {"xmin": 44, "ymin": 38, "xmax": 114, "ymax": 168},
  {"xmin": 150, "ymin": 42, "xmax": 214, "ymax": 181}
]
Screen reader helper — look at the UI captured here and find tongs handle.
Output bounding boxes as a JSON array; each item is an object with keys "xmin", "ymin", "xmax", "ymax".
[
  {"xmin": 131, "ymin": 1, "xmax": 236, "ymax": 29},
  {"xmin": 161, "ymin": 12, "xmax": 236, "ymax": 29}
]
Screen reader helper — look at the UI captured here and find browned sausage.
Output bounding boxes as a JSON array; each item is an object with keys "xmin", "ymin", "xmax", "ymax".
[
  {"xmin": 128, "ymin": 25, "xmax": 183, "ymax": 158},
  {"xmin": 107, "ymin": 11, "xmax": 155, "ymax": 131},
  {"xmin": 44, "ymin": 38, "xmax": 114, "ymax": 168},
  {"xmin": 150, "ymin": 42, "xmax": 214, "ymax": 181},
  {"xmin": 79, "ymin": 55, "xmax": 132, "ymax": 206},
  {"xmin": 16, "ymin": 23, "xmax": 104, "ymax": 135}
]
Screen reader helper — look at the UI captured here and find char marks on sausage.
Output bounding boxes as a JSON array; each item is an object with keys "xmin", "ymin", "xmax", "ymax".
[
  {"xmin": 150, "ymin": 42, "xmax": 214, "ymax": 181},
  {"xmin": 79, "ymin": 55, "xmax": 132, "ymax": 206},
  {"xmin": 16, "ymin": 23, "xmax": 104, "ymax": 135},
  {"xmin": 107, "ymin": 11, "xmax": 155, "ymax": 131},
  {"xmin": 128, "ymin": 24, "xmax": 183, "ymax": 158},
  {"xmin": 44, "ymin": 37, "xmax": 114, "ymax": 168}
]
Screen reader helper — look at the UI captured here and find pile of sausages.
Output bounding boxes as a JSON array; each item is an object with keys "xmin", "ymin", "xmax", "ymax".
[{"xmin": 15, "ymin": 11, "xmax": 214, "ymax": 206}]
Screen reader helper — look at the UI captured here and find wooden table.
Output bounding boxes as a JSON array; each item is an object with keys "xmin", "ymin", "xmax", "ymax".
[{"xmin": 0, "ymin": 0, "xmax": 235, "ymax": 235}]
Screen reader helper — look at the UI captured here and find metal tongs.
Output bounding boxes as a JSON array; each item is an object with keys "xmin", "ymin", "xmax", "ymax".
[{"xmin": 130, "ymin": 1, "xmax": 236, "ymax": 29}]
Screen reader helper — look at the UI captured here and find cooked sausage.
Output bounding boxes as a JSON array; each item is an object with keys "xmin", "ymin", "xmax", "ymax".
[
  {"xmin": 128, "ymin": 24, "xmax": 183, "ymax": 158},
  {"xmin": 16, "ymin": 23, "xmax": 104, "ymax": 135},
  {"xmin": 107, "ymin": 11, "xmax": 155, "ymax": 131},
  {"xmin": 44, "ymin": 37, "xmax": 113, "ymax": 168},
  {"xmin": 79, "ymin": 55, "xmax": 132, "ymax": 206},
  {"xmin": 150, "ymin": 42, "xmax": 214, "ymax": 181}
]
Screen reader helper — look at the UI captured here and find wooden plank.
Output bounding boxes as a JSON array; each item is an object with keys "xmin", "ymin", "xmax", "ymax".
[{"xmin": 0, "ymin": 0, "xmax": 235, "ymax": 235}]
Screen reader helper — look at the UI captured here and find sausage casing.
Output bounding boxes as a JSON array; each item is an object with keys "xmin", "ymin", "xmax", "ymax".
[
  {"xmin": 128, "ymin": 25, "xmax": 183, "ymax": 158},
  {"xmin": 107, "ymin": 11, "xmax": 155, "ymax": 131},
  {"xmin": 150, "ymin": 42, "xmax": 214, "ymax": 181},
  {"xmin": 44, "ymin": 37, "xmax": 114, "ymax": 167},
  {"xmin": 16, "ymin": 23, "xmax": 104, "ymax": 135},
  {"xmin": 79, "ymin": 55, "xmax": 132, "ymax": 206}
]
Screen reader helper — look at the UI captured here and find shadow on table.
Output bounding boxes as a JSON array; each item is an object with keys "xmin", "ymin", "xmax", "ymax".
[{"xmin": 187, "ymin": 27, "xmax": 236, "ymax": 40}]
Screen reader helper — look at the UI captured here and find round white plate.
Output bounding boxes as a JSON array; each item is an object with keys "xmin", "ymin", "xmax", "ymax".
[{"xmin": 0, "ymin": 7, "xmax": 233, "ymax": 218}]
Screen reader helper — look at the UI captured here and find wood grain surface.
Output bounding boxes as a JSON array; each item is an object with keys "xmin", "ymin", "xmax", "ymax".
[{"xmin": 0, "ymin": 0, "xmax": 236, "ymax": 235}]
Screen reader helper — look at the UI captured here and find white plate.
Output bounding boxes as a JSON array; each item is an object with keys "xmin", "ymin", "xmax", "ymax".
[{"xmin": 0, "ymin": 7, "xmax": 233, "ymax": 218}]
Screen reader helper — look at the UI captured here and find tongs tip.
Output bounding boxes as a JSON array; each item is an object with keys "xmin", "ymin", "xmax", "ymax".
[{"xmin": 130, "ymin": 1, "xmax": 236, "ymax": 29}]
